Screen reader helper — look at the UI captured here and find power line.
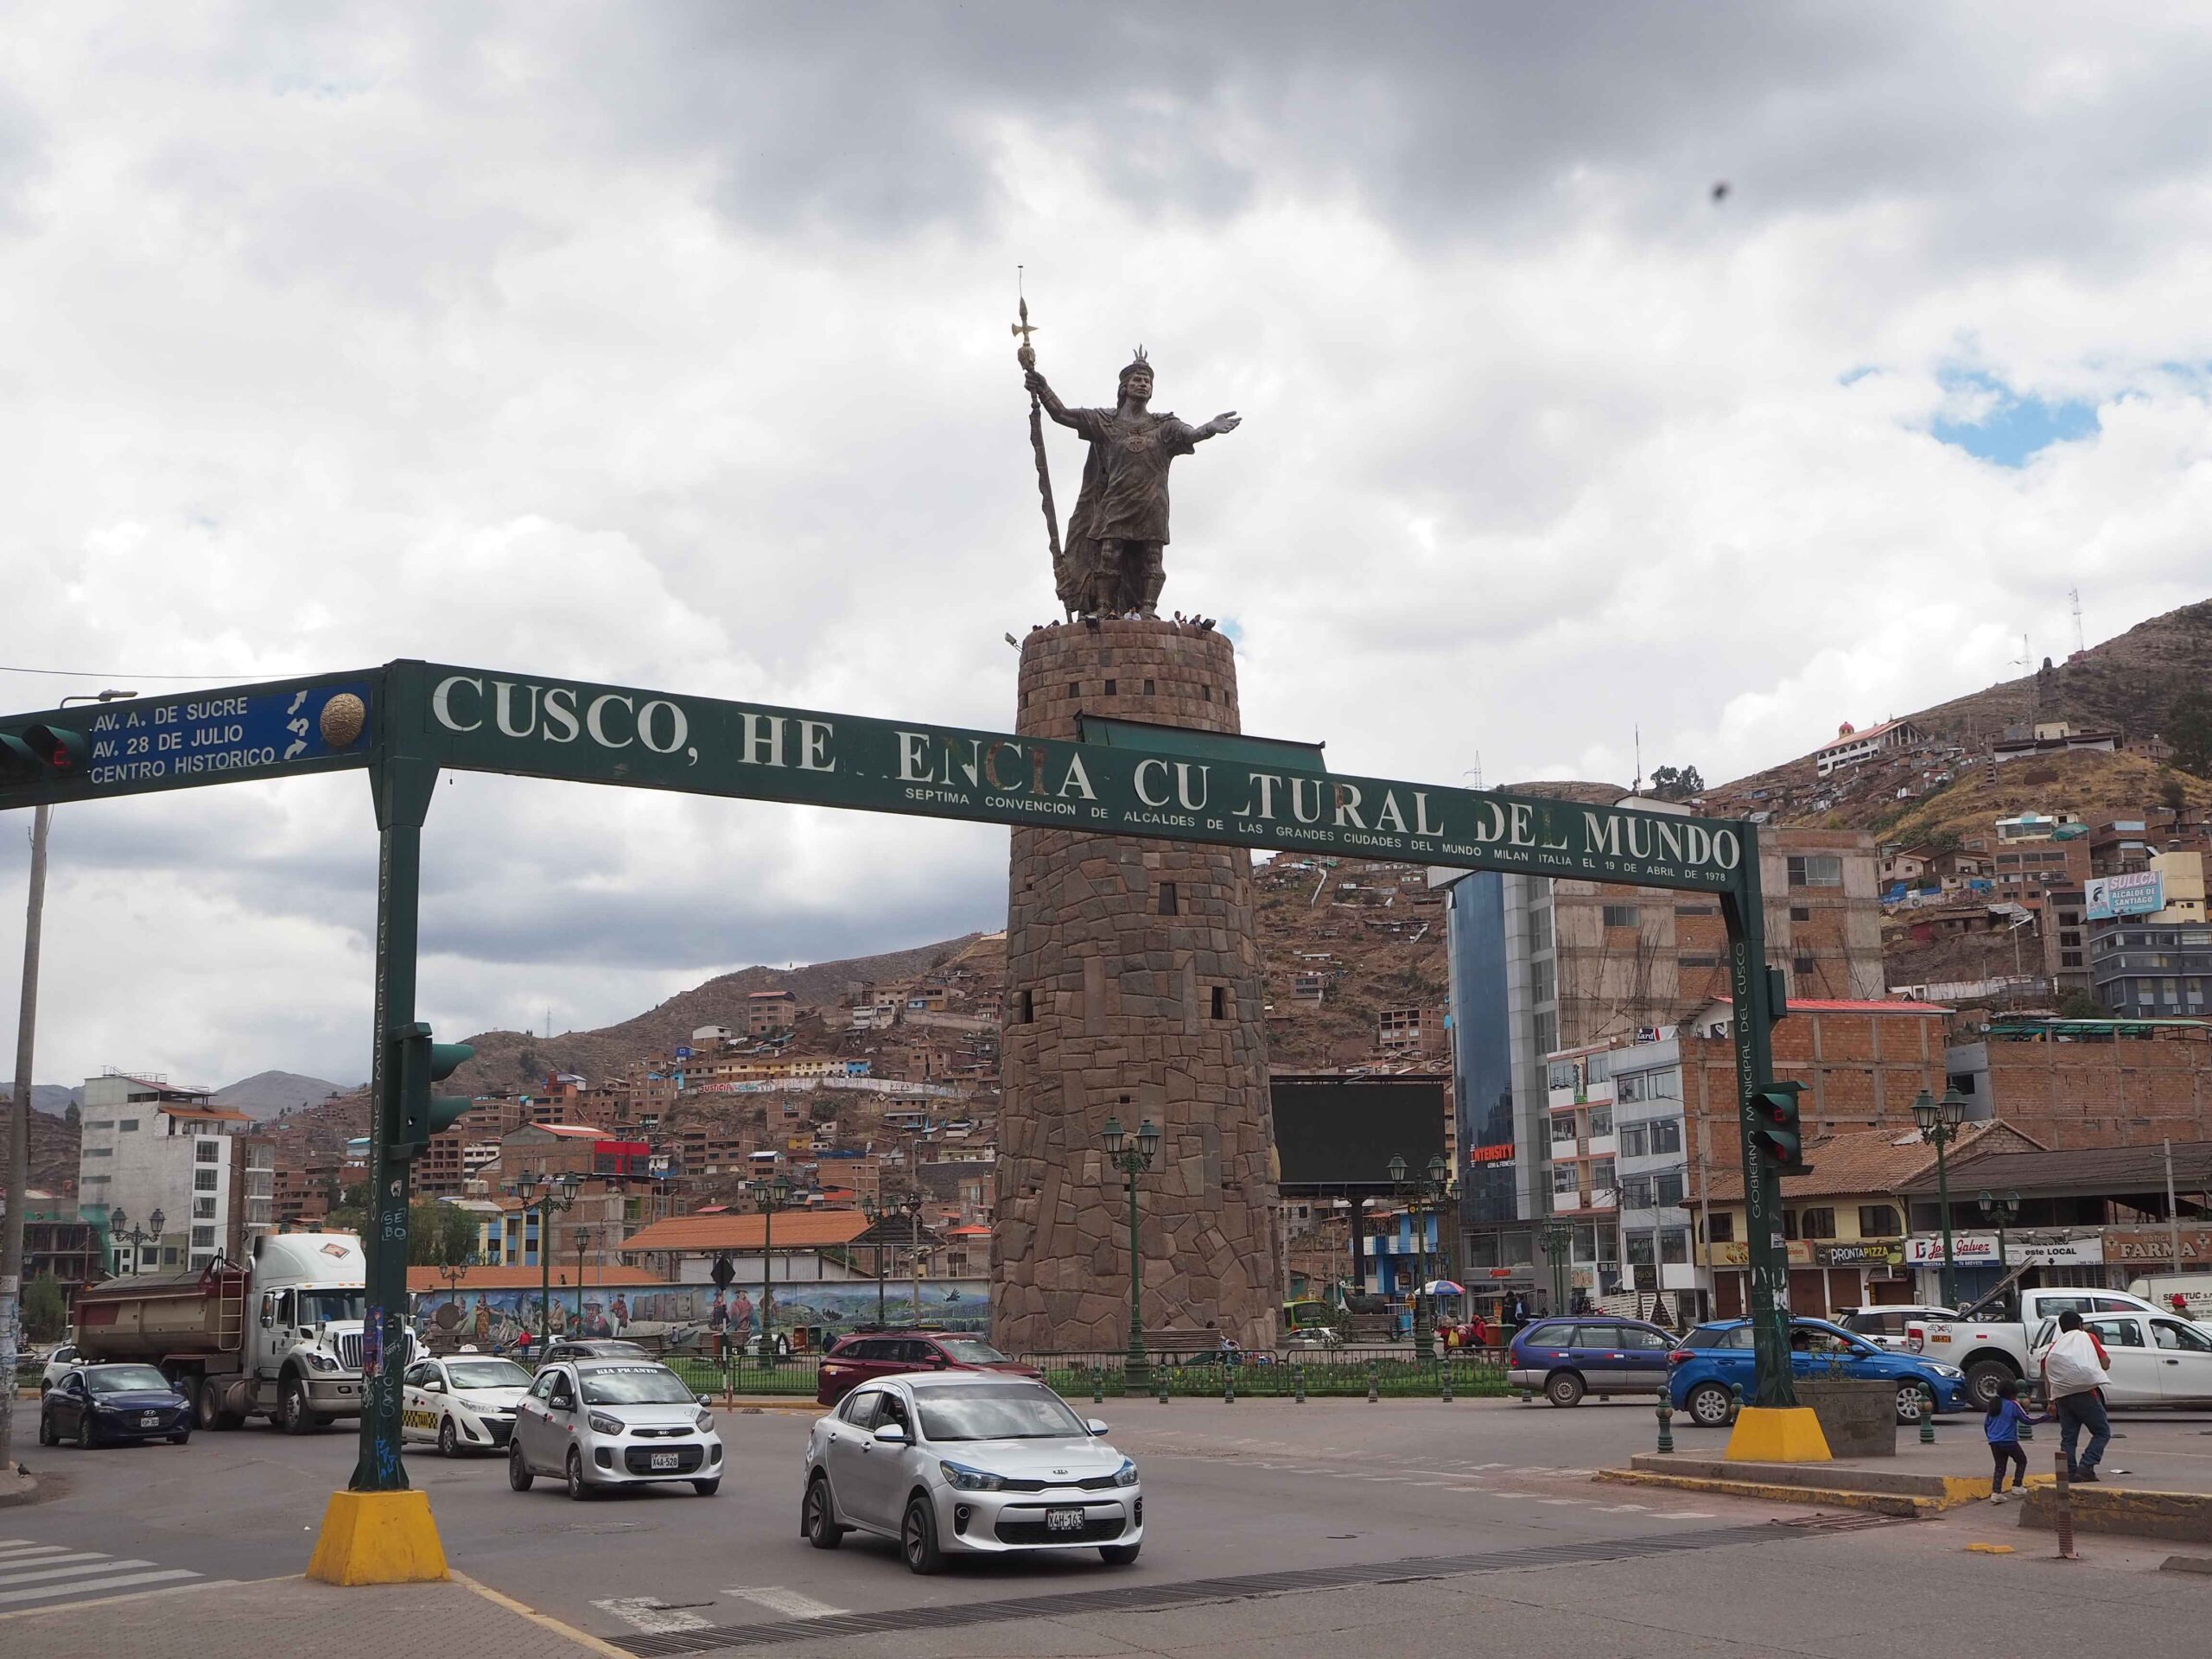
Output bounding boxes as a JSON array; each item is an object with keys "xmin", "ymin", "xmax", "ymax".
[{"xmin": 0, "ymin": 663, "xmax": 268, "ymax": 682}]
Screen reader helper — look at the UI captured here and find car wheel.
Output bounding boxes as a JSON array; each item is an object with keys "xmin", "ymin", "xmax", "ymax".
[
  {"xmin": 1545, "ymin": 1370, "xmax": 1586, "ymax": 1408},
  {"xmin": 438, "ymin": 1418, "xmax": 460, "ymax": 1459},
  {"xmin": 508, "ymin": 1443, "xmax": 535, "ymax": 1492},
  {"xmin": 565, "ymin": 1448, "xmax": 591, "ymax": 1502},
  {"xmin": 900, "ymin": 1493, "xmax": 944, "ymax": 1575},
  {"xmin": 198, "ymin": 1378, "xmax": 224, "ymax": 1431},
  {"xmin": 77, "ymin": 1414, "xmax": 96, "ymax": 1450},
  {"xmin": 803, "ymin": 1474, "xmax": 845, "ymax": 1549},
  {"xmin": 1962, "ymin": 1361, "xmax": 2014, "ymax": 1412},
  {"xmin": 280, "ymin": 1376, "xmax": 313, "ymax": 1435},
  {"xmin": 1100, "ymin": 1542, "xmax": 1141, "ymax": 1566},
  {"xmin": 1686, "ymin": 1382, "xmax": 1733, "ymax": 1427},
  {"xmin": 169, "ymin": 1427, "xmax": 192, "ymax": 1446},
  {"xmin": 38, "ymin": 1411, "xmax": 56, "ymax": 1447},
  {"xmin": 1894, "ymin": 1382, "xmax": 1934, "ymax": 1426},
  {"xmin": 692, "ymin": 1478, "xmax": 720, "ymax": 1497}
]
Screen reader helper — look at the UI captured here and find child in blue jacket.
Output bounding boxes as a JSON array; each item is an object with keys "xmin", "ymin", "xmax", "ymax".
[{"xmin": 1985, "ymin": 1377, "xmax": 2048, "ymax": 1502}]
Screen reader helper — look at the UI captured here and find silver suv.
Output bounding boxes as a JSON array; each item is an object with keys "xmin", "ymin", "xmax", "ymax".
[{"xmin": 508, "ymin": 1358, "xmax": 723, "ymax": 1499}]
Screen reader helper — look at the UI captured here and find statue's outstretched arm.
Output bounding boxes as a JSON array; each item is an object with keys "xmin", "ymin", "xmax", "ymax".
[{"xmin": 1024, "ymin": 369, "xmax": 1077, "ymax": 428}]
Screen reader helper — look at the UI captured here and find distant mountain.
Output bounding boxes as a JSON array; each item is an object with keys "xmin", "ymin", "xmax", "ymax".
[
  {"xmin": 0, "ymin": 1084, "xmax": 81, "ymax": 1116},
  {"xmin": 215, "ymin": 1071, "xmax": 352, "ymax": 1121},
  {"xmin": 1708, "ymin": 596, "xmax": 2212, "ymax": 831},
  {"xmin": 442, "ymin": 935, "xmax": 987, "ymax": 1097}
]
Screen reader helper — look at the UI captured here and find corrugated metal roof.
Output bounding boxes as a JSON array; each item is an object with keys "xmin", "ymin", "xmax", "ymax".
[
  {"xmin": 621, "ymin": 1209, "xmax": 871, "ymax": 1254},
  {"xmin": 1896, "ymin": 1139, "xmax": 2212, "ymax": 1198}
]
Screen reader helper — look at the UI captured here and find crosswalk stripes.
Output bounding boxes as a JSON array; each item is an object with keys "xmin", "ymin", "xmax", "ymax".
[
  {"xmin": 722, "ymin": 1586, "xmax": 849, "ymax": 1620},
  {"xmin": 0, "ymin": 1538, "xmax": 210, "ymax": 1612}
]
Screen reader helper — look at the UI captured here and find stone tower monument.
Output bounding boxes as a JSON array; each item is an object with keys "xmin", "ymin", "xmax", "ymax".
[{"xmin": 993, "ymin": 618, "xmax": 1280, "ymax": 1353}]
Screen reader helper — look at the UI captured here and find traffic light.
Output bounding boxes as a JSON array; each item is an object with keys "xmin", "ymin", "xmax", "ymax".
[
  {"xmin": 0, "ymin": 721, "xmax": 88, "ymax": 786},
  {"xmin": 388, "ymin": 1021, "xmax": 478, "ymax": 1155},
  {"xmin": 1765, "ymin": 963, "xmax": 1789, "ymax": 1025},
  {"xmin": 1749, "ymin": 1079, "xmax": 1808, "ymax": 1172}
]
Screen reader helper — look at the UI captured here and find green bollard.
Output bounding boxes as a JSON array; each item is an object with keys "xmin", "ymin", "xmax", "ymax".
[
  {"xmin": 1440, "ymin": 1357, "xmax": 1454, "ymax": 1403},
  {"xmin": 1727, "ymin": 1382, "xmax": 1744, "ymax": 1426},
  {"xmin": 1368, "ymin": 1361, "xmax": 1380, "ymax": 1403},
  {"xmin": 1294, "ymin": 1363, "xmax": 1306, "ymax": 1404},
  {"xmin": 1656, "ymin": 1386, "xmax": 1675, "ymax": 1454},
  {"xmin": 1155, "ymin": 1365, "xmax": 1169, "ymax": 1405},
  {"xmin": 1093, "ymin": 1364, "xmax": 1105, "ymax": 1406},
  {"xmin": 1224, "ymin": 1366, "xmax": 1235, "ymax": 1404},
  {"xmin": 1917, "ymin": 1388, "xmax": 1936, "ymax": 1445}
]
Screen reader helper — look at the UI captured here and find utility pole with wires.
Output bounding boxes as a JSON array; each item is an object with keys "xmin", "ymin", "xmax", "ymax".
[
  {"xmin": 3, "ymin": 688, "xmax": 131, "ymax": 1480},
  {"xmin": 2071, "ymin": 588, "xmax": 2086, "ymax": 657}
]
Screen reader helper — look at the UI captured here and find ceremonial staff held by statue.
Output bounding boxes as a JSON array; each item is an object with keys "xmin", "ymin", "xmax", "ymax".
[{"xmin": 1011, "ymin": 281, "xmax": 1241, "ymax": 620}]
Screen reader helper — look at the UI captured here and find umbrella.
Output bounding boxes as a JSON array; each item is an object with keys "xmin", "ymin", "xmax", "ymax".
[{"xmin": 1423, "ymin": 1280, "xmax": 1466, "ymax": 1297}]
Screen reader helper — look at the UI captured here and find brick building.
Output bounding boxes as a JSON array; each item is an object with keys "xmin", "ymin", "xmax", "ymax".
[{"xmin": 1950, "ymin": 1019, "xmax": 2212, "ymax": 1148}]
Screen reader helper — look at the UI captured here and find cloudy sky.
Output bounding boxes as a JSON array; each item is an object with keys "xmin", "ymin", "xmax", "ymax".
[{"xmin": 6, "ymin": 4, "xmax": 2212, "ymax": 1090}]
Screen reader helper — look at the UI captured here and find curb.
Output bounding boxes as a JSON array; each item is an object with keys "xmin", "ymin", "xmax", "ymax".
[
  {"xmin": 0, "ymin": 1470, "xmax": 40, "ymax": 1510},
  {"xmin": 1599, "ymin": 1458, "xmax": 2056, "ymax": 1517},
  {"xmin": 2016, "ymin": 1484, "xmax": 2212, "ymax": 1545},
  {"xmin": 1594, "ymin": 1468, "xmax": 1938, "ymax": 1517}
]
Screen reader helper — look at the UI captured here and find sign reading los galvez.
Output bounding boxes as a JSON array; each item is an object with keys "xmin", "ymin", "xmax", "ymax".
[{"xmin": 4, "ymin": 659, "xmax": 1746, "ymax": 893}]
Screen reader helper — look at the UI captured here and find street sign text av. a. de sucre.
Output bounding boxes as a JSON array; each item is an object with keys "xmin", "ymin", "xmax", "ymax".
[{"xmin": 410, "ymin": 662, "xmax": 1749, "ymax": 891}]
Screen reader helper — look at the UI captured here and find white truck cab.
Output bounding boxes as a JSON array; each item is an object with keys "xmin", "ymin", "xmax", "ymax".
[{"xmin": 1910, "ymin": 1281, "xmax": 2180, "ymax": 1408}]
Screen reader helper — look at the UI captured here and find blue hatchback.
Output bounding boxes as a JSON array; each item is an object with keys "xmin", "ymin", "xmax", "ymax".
[
  {"xmin": 1667, "ymin": 1318, "xmax": 1971, "ymax": 1427},
  {"xmin": 1507, "ymin": 1316, "xmax": 1680, "ymax": 1407}
]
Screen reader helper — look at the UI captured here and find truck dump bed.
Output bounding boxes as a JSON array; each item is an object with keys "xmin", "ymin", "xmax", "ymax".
[{"xmin": 75, "ymin": 1264, "xmax": 249, "ymax": 1364}]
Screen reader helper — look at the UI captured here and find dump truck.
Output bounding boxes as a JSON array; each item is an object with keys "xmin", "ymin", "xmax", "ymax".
[{"xmin": 74, "ymin": 1230, "xmax": 410, "ymax": 1433}]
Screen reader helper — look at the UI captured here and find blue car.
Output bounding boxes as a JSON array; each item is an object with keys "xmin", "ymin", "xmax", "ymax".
[
  {"xmin": 1667, "ymin": 1318, "xmax": 1969, "ymax": 1428},
  {"xmin": 1507, "ymin": 1315, "xmax": 1680, "ymax": 1407}
]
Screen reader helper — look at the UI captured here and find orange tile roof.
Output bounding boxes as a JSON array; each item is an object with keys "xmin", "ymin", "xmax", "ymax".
[
  {"xmin": 620, "ymin": 1210, "xmax": 870, "ymax": 1254},
  {"xmin": 406, "ymin": 1263, "xmax": 660, "ymax": 1292}
]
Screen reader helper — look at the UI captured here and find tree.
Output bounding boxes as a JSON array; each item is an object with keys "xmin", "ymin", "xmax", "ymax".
[
  {"xmin": 2171, "ymin": 690, "xmax": 2212, "ymax": 780},
  {"xmin": 2159, "ymin": 773, "xmax": 2189, "ymax": 812},
  {"xmin": 325, "ymin": 1180, "xmax": 372, "ymax": 1235},
  {"xmin": 408, "ymin": 1200, "xmax": 480, "ymax": 1268},
  {"xmin": 1648, "ymin": 764, "xmax": 1706, "ymax": 802},
  {"xmin": 22, "ymin": 1272, "xmax": 67, "ymax": 1343},
  {"xmin": 2058, "ymin": 990, "xmax": 2102, "ymax": 1020}
]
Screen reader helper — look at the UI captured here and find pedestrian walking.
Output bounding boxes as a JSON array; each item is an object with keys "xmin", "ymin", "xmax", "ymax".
[
  {"xmin": 2039, "ymin": 1311, "xmax": 2112, "ymax": 1482},
  {"xmin": 1982, "ymin": 1377, "xmax": 2045, "ymax": 1503}
]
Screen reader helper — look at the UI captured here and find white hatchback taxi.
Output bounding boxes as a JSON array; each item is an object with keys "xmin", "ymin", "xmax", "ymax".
[
  {"xmin": 508, "ymin": 1358, "xmax": 723, "ymax": 1498},
  {"xmin": 801, "ymin": 1372, "xmax": 1143, "ymax": 1573}
]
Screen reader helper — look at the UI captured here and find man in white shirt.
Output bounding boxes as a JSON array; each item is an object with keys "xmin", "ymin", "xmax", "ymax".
[{"xmin": 2040, "ymin": 1311, "xmax": 2112, "ymax": 1482}]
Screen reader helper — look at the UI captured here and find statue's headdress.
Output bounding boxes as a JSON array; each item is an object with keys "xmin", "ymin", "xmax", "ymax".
[{"xmin": 1118, "ymin": 346, "xmax": 1153, "ymax": 391}]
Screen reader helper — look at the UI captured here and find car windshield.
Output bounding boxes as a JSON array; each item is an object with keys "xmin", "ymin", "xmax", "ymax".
[
  {"xmin": 448, "ymin": 1360, "xmax": 531, "ymax": 1390},
  {"xmin": 90, "ymin": 1365, "xmax": 169, "ymax": 1394},
  {"xmin": 300, "ymin": 1291, "xmax": 365, "ymax": 1325},
  {"xmin": 579, "ymin": 1366, "xmax": 696, "ymax": 1405},
  {"xmin": 935, "ymin": 1338, "xmax": 1011, "ymax": 1363},
  {"xmin": 914, "ymin": 1384, "xmax": 1087, "ymax": 1442}
]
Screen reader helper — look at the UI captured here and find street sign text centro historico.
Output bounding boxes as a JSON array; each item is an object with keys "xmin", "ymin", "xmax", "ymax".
[{"xmin": 1, "ymin": 655, "xmax": 1808, "ymax": 1428}]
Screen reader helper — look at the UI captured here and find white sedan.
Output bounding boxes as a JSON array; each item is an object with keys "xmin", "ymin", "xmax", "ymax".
[
  {"xmin": 2031, "ymin": 1312, "xmax": 2212, "ymax": 1408},
  {"xmin": 402, "ymin": 1351, "xmax": 535, "ymax": 1456},
  {"xmin": 801, "ymin": 1372, "xmax": 1143, "ymax": 1573}
]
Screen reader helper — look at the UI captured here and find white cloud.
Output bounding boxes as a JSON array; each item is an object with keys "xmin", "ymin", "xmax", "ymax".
[{"xmin": 5, "ymin": 3, "xmax": 2212, "ymax": 1083}]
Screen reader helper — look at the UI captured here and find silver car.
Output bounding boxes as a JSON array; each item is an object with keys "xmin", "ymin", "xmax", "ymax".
[
  {"xmin": 507, "ymin": 1357, "xmax": 723, "ymax": 1499},
  {"xmin": 800, "ymin": 1372, "xmax": 1143, "ymax": 1573}
]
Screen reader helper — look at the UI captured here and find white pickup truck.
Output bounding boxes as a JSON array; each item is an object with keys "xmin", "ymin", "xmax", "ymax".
[{"xmin": 1908, "ymin": 1281, "xmax": 2185, "ymax": 1409}]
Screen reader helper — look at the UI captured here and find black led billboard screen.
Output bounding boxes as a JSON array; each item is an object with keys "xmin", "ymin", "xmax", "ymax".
[{"xmin": 1271, "ymin": 1074, "xmax": 1448, "ymax": 1190}]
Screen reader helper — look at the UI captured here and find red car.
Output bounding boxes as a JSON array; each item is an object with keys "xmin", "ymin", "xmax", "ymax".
[{"xmin": 814, "ymin": 1330, "xmax": 1039, "ymax": 1405}]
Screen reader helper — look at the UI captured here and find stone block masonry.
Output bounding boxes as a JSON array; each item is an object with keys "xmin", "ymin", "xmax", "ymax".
[{"xmin": 994, "ymin": 618, "xmax": 1281, "ymax": 1353}]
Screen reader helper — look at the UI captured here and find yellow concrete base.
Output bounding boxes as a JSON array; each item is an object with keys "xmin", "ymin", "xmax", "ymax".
[
  {"xmin": 1723, "ymin": 1406, "xmax": 1833, "ymax": 1464},
  {"xmin": 305, "ymin": 1489, "xmax": 448, "ymax": 1586}
]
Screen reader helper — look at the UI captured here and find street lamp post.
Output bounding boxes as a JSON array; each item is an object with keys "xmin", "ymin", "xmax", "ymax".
[
  {"xmin": 752, "ymin": 1174, "xmax": 791, "ymax": 1364},
  {"xmin": 861, "ymin": 1195, "xmax": 888, "ymax": 1328},
  {"xmin": 1912, "ymin": 1087, "xmax": 1970, "ymax": 1309},
  {"xmin": 573, "ymin": 1224, "xmax": 590, "ymax": 1331},
  {"xmin": 1539, "ymin": 1220, "xmax": 1573, "ymax": 1315},
  {"xmin": 106, "ymin": 1205, "xmax": 166, "ymax": 1276},
  {"xmin": 1100, "ymin": 1114, "xmax": 1161, "ymax": 1387},
  {"xmin": 1978, "ymin": 1189, "xmax": 2022, "ymax": 1281},
  {"xmin": 1387, "ymin": 1154, "xmax": 1453, "ymax": 1356},
  {"xmin": 513, "ymin": 1170, "xmax": 577, "ymax": 1353}
]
